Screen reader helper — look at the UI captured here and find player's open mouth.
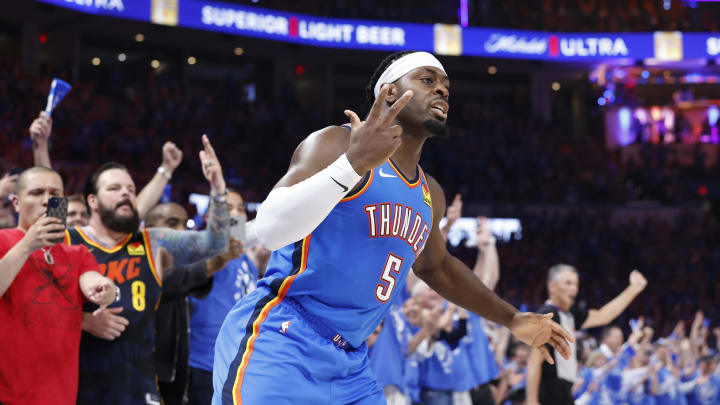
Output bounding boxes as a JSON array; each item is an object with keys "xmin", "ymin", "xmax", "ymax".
[{"xmin": 430, "ymin": 101, "xmax": 448, "ymax": 121}]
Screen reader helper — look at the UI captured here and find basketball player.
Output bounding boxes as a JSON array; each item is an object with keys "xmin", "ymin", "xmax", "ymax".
[
  {"xmin": 213, "ymin": 51, "xmax": 574, "ymax": 405},
  {"xmin": 68, "ymin": 135, "xmax": 230, "ymax": 404}
]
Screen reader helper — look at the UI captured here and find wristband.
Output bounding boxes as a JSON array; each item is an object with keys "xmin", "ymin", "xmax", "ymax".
[
  {"xmin": 157, "ymin": 166, "xmax": 172, "ymax": 180},
  {"xmin": 212, "ymin": 189, "xmax": 228, "ymax": 203}
]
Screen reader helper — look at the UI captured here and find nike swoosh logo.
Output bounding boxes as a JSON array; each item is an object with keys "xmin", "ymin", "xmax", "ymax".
[
  {"xmin": 378, "ymin": 168, "xmax": 397, "ymax": 178},
  {"xmin": 330, "ymin": 176, "xmax": 348, "ymax": 192}
]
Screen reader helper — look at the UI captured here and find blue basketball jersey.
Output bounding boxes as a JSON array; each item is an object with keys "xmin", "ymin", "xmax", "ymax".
[
  {"xmin": 257, "ymin": 159, "xmax": 434, "ymax": 348},
  {"xmin": 465, "ymin": 313, "xmax": 500, "ymax": 386}
]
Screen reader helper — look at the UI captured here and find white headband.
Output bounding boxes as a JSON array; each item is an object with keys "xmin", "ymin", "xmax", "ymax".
[{"xmin": 373, "ymin": 52, "xmax": 446, "ymax": 98}]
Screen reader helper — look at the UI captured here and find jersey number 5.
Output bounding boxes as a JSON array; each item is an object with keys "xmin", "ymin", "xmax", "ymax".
[{"xmin": 375, "ymin": 253, "xmax": 404, "ymax": 303}]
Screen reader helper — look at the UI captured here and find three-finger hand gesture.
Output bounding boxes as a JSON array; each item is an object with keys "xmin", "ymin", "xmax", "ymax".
[
  {"xmin": 510, "ymin": 312, "xmax": 575, "ymax": 364},
  {"xmin": 199, "ymin": 134, "xmax": 226, "ymax": 195},
  {"xmin": 344, "ymin": 84, "xmax": 414, "ymax": 174}
]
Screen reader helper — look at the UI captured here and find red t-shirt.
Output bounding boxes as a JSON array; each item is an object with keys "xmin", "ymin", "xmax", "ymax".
[{"xmin": 0, "ymin": 228, "xmax": 98, "ymax": 405}]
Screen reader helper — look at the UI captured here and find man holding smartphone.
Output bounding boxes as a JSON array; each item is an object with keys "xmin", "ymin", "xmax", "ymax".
[{"xmin": 0, "ymin": 166, "xmax": 116, "ymax": 405}]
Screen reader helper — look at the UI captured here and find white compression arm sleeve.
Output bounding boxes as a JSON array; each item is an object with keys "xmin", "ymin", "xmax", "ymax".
[{"xmin": 255, "ymin": 153, "xmax": 363, "ymax": 250}]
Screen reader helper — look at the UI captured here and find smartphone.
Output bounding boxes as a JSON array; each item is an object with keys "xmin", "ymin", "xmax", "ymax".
[
  {"xmin": 46, "ymin": 196, "xmax": 68, "ymax": 243},
  {"xmin": 229, "ymin": 215, "xmax": 246, "ymax": 243}
]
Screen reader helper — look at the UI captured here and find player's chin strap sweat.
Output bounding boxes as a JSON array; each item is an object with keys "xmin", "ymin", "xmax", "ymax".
[
  {"xmin": 255, "ymin": 154, "xmax": 362, "ymax": 251},
  {"xmin": 373, "ymin": 51, "xmax": 446, "ymax": 98}
]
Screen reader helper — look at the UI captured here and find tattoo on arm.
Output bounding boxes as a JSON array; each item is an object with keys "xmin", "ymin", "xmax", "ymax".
[{"xmin": 147, "ymin": 199, "xmax": 230, "ymax": 269}]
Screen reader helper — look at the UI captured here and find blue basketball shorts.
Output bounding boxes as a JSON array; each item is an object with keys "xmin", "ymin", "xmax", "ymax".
[{"xmin": 212, "ymin": 286, "xmax": 386, "ymax": 405}]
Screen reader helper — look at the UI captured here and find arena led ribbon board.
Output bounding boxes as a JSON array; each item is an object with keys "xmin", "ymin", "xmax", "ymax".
[{"xmin": 34, "ymin": 0, "xmax": 720, "ymax": 61}]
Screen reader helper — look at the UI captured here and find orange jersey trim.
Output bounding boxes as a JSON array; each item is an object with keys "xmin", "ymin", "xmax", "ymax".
[
  {"xmin": 75, "ymin": 227, "xmax": 133, "ymax": 253},
  {"xmin": 340, "ymin": 169, "xmax": 374, "ymax": 202},
  {"xmin": 231, "ymin": 233, "xmax": 313, "ymax": 405},
  {"xmin": 141, "ymin": 229, "xmax": 162, "ymax": 287},
  {"xmin": 387, "ymin": 159, "xmax": 421, "ymax": 188}
]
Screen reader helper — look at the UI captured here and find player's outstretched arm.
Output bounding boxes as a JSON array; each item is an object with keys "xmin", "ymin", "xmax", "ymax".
[
  {"xmin": 254, "ymin": 84, "xmax": 414, "ymax": 250},
  {"xmin": 413, "ymin": 175, "xmax": 573, "ymax": 363}
]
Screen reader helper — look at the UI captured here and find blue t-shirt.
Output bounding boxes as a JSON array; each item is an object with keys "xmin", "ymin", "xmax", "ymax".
[
  {"xmin": 406, "ymin": 324, "xmax": 422, "ymax": 403},
  {"xmin": 574, "ymin": 367, "xmax": 594, "ymax": 399},
  {"xmin": 368, "ymin": 305, "xmax": 411, "ymax": 392},
  {"xmin": 687, "ymin": 375, "xmax": 720, "ymax": 405},
  {"xmin": 654, "ymin": 367, "xmax": 688, "ymax": 405},
  {"xmin": 188, "ymin": 254, "xmax": 258, "ymax": 372},
  {"xmin": 587, "ymin": 370, "xmax": 623, "ymax": 405},
  {"xmin": 465, "ymin": 313, "xmax": 500, "ymax": 386},
  {"xmin": 418, "ymin": 317, "xmax": 474, "ymax": 391}
]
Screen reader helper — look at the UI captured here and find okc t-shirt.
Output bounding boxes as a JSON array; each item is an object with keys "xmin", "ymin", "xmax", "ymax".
[{"xmin": 0, "ymin": 228, "xmax": 97, "ymax": 405}]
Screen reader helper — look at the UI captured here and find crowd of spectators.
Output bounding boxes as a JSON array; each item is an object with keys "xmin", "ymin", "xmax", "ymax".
[
  {"xmin": 448, "ymin": 209, "xmax": 720, "ymax": 339},
  {"xmin": 3, "ymin": 50, "xmax": 720, "ymax": 403},
  {"xmin": 2, "ymin": 62, "xmax": 714, "ymax": 210}
]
